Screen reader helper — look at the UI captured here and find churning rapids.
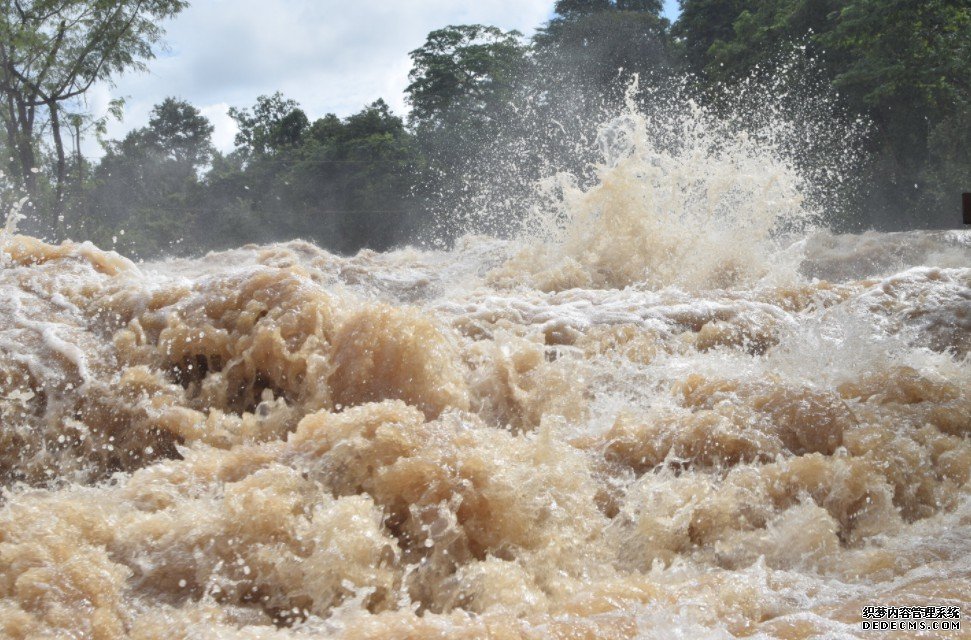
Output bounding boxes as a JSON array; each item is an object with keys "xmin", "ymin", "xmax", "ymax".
[{"xmin": 1, "ymin": 101, "xmax": 970, "ymax": 640}]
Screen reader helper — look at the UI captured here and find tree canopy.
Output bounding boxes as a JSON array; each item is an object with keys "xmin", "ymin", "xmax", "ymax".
[
  {"xmin": 144, "ymin": 97, "xmax": 214, "ymax": 166},
  {"xmin": 0, "ymin": 0, "xmax": 188, "ymax": 235},
  {"xmin": 405, "ymin": 25, "xmax": 526, "ymax": 130},
  {"xmin": 228, "ymin": 91, "xmax": 307, "ymax": 158}
]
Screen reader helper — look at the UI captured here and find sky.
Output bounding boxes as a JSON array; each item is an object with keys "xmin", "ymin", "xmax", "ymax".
[{"xmin": 84, "ymin": 0, "xmax": 681, "ymax": 157}]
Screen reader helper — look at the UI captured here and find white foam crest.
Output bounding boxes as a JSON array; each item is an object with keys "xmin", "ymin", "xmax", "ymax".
[
  {"xmin": 0, "ymin": 170, "xmax": 29, "ymax": 239},
  {"xmin": 765, "ymin": 286, "xmax": 970, "ymax": 389}
]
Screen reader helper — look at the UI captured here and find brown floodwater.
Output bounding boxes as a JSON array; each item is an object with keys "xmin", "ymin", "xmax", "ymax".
[{"xmin": 1, "ymin": 103, "xmax": 970, "ymax": 639}]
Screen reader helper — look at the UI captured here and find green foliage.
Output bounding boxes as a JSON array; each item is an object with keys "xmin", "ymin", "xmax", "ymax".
[
  {"xmin": 0, "ymin": 0, "xmax": 188, "ymax": 104},
  {"xmin": 535, "ymin": 7, "xmax": 673, "ymax": 87},
  {"xmin": 674, "ymin": 0, "xmax": 748, "ymax": 75},
  {"xmin": 677, "ymin": 0, "xmax": 971, "ymax": 228},
  {"xmin": 79, "ymin": 97, "xmax": 212, "ymax": 256},
  {"xmin": 144, "ymin": 97, "xmax": 215, "ymax": 166},
  {"xmin": 0, "ymin": 0, "xmax": 188, "ymax": 237},
  {"xmin": 554, "ymin": 0, "xmax": 613, "ymax": 15},
  {"xmin": 822, "ymin": 0, "xmax": 969, "ymax": 111},
  {"xmin": 86, "ymin": 95, "xmax": 423, "ymax": 257},
  {"xmin": 532, "ymin": 0, "xmax": 674, "ymax": 133},
  {"xmin": 617, "ymin": 0, "xmax": 663, "ymax": 11},
  {"xmin": 523, "ymin": 0, "xmax": 676, "ymax": 202},
  {"xmin": 286, "ymin": 100, "xmax": 418, "ymax": 251},
  {"xmin": 555, "ymin": 0, "xmax": 662, "ymax": 15},
  {"xmin": 404, "ymin": 25, "xmax": 529, "ymax": 236},
  {"xmin": 818, "ymin": 0, "xmax": 971, "ymax": 224},
  {"xmin": 405, "ymin": 25, "xmax": 526, "ymax": 130},
  {"xmin": 228, "ymin": 92, "xmax": 306, "ymax": 157},
  {"xmin": 705, "ymin": 1, "xmax": 837, "ymax": 80}
]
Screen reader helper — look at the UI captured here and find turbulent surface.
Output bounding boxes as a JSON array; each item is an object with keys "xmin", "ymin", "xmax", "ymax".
[
  {"xmin": 1, "ymin": 93, "xmax": 969, "ymax": 640},
  {"xmin": 1, "ymin": 224, "xmax": 969, "ymax": 639}
]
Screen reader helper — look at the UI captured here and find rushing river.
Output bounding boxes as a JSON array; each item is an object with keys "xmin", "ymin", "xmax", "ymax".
[{"xmin": 1, "ymin": 102, "xmax": 970, "ymax": 639}]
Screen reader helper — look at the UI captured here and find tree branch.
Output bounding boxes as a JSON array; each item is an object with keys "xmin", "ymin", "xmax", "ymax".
[{"xmin": 49, "ymin": 1, "xmax": 142, "ymax": 99}]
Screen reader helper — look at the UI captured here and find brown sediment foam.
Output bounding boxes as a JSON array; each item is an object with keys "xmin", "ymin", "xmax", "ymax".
[
  {"xmin": 1, "ymin": 233, "xmax": 135, "ymax": 275},
  {"xmin": 1, "ymin": 235, "xmax": 970, "ymax": 638},
  {"xmin": 328, "ymin": 305, "xmax": 469, "ymax": 419},
  {"xmin": 0, "ymin": 239, "xmax": 473, "ymax": 483}
]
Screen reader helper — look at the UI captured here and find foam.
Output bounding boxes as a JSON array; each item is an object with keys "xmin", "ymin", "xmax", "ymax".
[
  {"xmin": 2, "ymin": 87, "xmax": 970, "ymax": 636},
  {"xmin": 1, "ymin": 232, "xmax": 968, "ymax": 638}
]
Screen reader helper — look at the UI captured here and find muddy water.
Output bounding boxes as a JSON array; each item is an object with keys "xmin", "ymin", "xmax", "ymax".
[
  {"xmin": 1, "ymin": 224, "xmax": 969, "ymax": 639},
  {"xmin": 2, "ymin": 101, "xmax": 971, "ymax": 638}
]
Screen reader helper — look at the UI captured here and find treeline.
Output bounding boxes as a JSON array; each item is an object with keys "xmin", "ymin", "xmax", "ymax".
[
  {"xmin": 77, "ymin": 95, "xmax": 419, "ymax": 255},
  {"xmin": 2, "ymin": 0, "xmax": 969, "ymax": 258}
]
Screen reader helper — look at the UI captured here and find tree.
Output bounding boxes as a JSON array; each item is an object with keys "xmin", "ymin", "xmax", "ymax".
[
  {"xmin": 535, "ymin": 1, "xmax": 673, "ymax": 91},
  {"xmin": 0, "ymin": 0, "xmax": 188, "ymax": 237},
  {"xmin": 820, "ymin": 0, "xmax": 971, "ymax": 226},
  {"xmin": 554, "ymin": 0, "xmax": 663, "ymax": 13},
  {"xmin": 228, "ymin": 92, "xmax": 306, "ymax": 158},
  {"xmin": 819, "ymin": 0, "xmax": 968, "ymax": 121},
  {"xmin": 193, "ymin": 97, "xmax": 421, "ymax": 254},
  {"xmin": 528, "ymin": 0, "xmax": 675, "ymax": 181},
  {"xmin": 288, "ymin": 99, "xmax": 418, "ymax": 251},
  {"xmin": 273, "ymin": 109, "xmax": 309, "ymax": 150},
  {"xmin": 82, "ymin": 97, "xmax": 213, "ymax": 256},
  {"xmin": 554, "ymin": 0, "xmax": 613, "ymax": 15},
  {"xmin": 674, "ymin": 0, "xmax": 748, "ymax": 75},
  {"xmin": 144, "ymin": 97, "xmax": 214, "ymax": 166},
  {"xmin": 702, "ymin": 0, "xmax": 841, "ymax": 80},
  {"xmin": 617, "ymin": 0, "xmax": 662, "ymax": 11},
  {"xmin": 405, "ymin": 25, "xmax": 529, "ymax": 238},
  {"xmin": 405, "ymin": 25, "xmax": 526, "ymax": 130}
]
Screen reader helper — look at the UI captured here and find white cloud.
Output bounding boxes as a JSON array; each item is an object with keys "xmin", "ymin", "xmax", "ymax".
[
  {"xmin": 198, "ymin": 103, "xmax": 238, "ymax": 151},
  {"xmin": 86, "ymin": 0, "xmax": 556, "ymax": 156}
]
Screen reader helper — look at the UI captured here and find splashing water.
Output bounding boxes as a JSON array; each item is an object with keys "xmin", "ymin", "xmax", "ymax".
[
  {"xmin": 0, "ymin": 171, "xmax": 28, "ymax": 238},
  {"xmin": 489, "ymin": 79, "xmax": 833, "ymax": 292},
  {"xmin": 0, "ymin": 89, "xmax": 969, "ymax": 640}
]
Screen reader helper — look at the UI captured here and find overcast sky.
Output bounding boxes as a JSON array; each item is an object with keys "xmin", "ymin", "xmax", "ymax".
[{"xmin": 84, "ymin": 0, "xmax": 680, "ymax": 157}]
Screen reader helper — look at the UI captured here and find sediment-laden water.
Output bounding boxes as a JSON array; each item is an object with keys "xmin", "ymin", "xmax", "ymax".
[{"xmin": 1, "ymin": 103, "xmax": 970, "ymax": 639}]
